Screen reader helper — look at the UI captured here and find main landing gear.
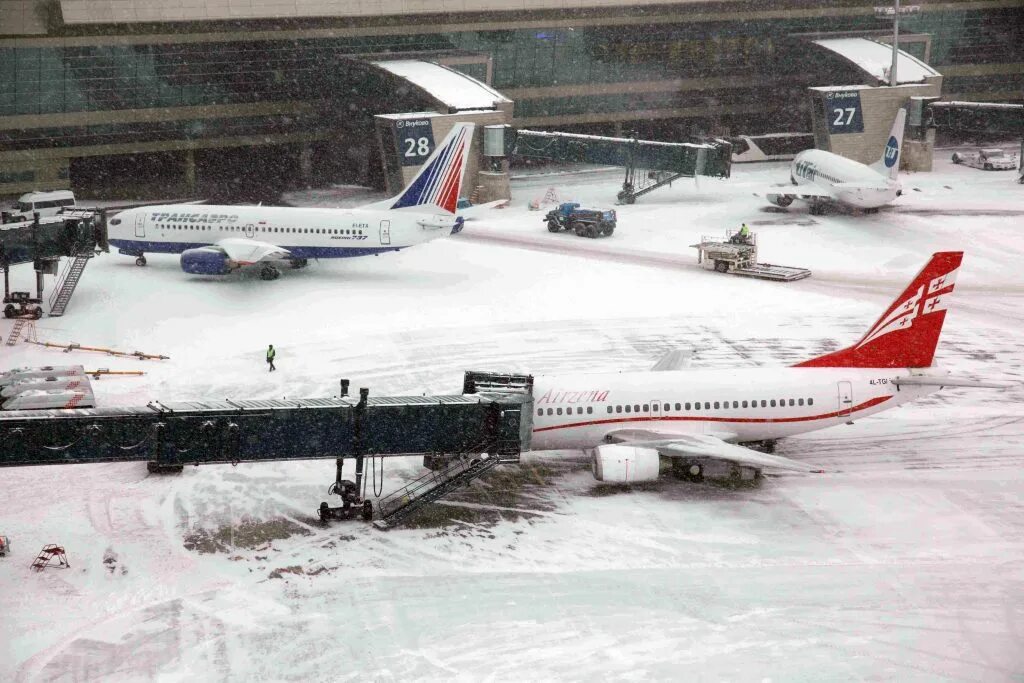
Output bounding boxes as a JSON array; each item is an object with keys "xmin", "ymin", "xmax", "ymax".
[
  {"xmin": 135, "ymin": 255, "xmax": 147, "ymax": 267},
  {"xmin": 259, "ymin": 264, "xmax": 280, "ymax": 281}
]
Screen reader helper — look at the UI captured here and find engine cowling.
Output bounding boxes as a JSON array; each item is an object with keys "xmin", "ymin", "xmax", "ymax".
[
  {"xmin": 591, "ymin": 445, "xmax": 660, "ymax": 483},
  {"xmin": 767, "ymin": 193, "xmax": 793, "ymax": 207},
  {"xmin": 181, "ymin": 247, "xmax": 232, "ymax": 275}
]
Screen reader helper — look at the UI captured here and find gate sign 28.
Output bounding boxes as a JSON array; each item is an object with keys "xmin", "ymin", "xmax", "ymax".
[
  {"xmin": 825, "ymin": 91, "xmax": 865, "ymax": 134},
  {"xmin": 395, "ymin": 118, "xmax": 436, "ymax": 167}
]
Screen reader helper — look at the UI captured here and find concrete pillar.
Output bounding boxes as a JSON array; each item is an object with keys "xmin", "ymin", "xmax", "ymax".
[
  {"xmin": 299, "ymin": 143, "xmax": 314, "ymax": 186},
  {"xmin": 475, "ymin": 170, "xmax": 511, "ymax": 202},
  {"xmin": 183, "ymin": 150, "xmax": 197, "ymax": 195}
]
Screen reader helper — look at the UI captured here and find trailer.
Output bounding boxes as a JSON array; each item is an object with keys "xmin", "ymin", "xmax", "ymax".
[{"xmin": 691, "ymin": 231, "xmax": 810, "ymax": 282}]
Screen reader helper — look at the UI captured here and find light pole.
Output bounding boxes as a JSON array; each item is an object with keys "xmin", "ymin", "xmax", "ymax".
[{"xmin": 874, "ymin": 4, "xmax": 921, "ymax": 86}]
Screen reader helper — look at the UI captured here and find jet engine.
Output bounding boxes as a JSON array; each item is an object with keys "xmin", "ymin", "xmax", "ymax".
[
  {"xmin": 767, "ymin": 193, "xmax": 793, "ymax": 207},
  {"xmin": 181, "ymin": 247, "xmax": 232, "ymax": 275},
  {"xmin": 591, "ymin": 445, "xmax": 660, "ymax": 483}
]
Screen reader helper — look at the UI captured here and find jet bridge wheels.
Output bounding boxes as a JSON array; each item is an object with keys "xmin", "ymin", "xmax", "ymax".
[
  {"xmin": 135, "ymin": 256, "xmax": 147, "ymax": 267},
  {"xmin": 259, "ymin": 264, "xmax": 280, "ymax": 281}
]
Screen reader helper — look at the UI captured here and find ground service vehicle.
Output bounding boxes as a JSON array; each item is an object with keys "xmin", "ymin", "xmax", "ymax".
[
  {"xmin": 544, "ymin": 202, "xmax": 616, "ymax": 238},
  {"xmin": 951, "ymin": 148, "xmax": 1017, "ymax": 171},
  {"xmin": 2, "ymin": 191, "xmax": 76, "ymax": 223}
]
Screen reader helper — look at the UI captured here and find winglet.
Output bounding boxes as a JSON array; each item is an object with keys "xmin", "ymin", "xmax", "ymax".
[{"xmin": 795, "ymin": 252, "xmax": 963, "ymax": 369}]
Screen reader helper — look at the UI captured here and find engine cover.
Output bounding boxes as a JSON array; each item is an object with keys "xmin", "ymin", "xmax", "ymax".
[
  {"xmin": 591, "ymin": 445, "xmax": 660, "ymax": 483},
  {"xmin": 181, "ymin": 247, "xmax": 232, "ymax": 275},
  {"xmin": 767, "ymin": 193, "xmax": 793, "ymax": 207}
]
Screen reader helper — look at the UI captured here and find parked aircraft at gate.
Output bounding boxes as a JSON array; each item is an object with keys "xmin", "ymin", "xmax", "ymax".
[
  {"xmin": 527, "ymin": 252, "xmax": 1009, "ymax": 483},
  {"xmin": 760, "ymin": 108, "xmax": 906, "ymax": 214},
  {"xmin": 107, "ymin": 123, "xmax": 474, "ymax": 279}
]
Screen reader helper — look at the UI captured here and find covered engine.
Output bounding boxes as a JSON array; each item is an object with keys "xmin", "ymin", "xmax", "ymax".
[
  {"xmin": 591, "ymin": 445, "xmax": 660, "ymax": 483},
  {"xmin": 181, "ymin": 247, "xmax": 232, "ymax": 275},
  {"xmin": 767, "ymin": 193, "xmax": 793, "ymax": 207}
]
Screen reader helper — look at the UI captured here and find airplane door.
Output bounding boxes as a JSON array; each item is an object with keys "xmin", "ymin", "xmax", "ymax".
[
  {"xmin": 647, "ymin": 399, "xmax": 662, "ymax": 420},
  {"xmin": 134, "ymin": 212, "xmax": 145, "ymax": 238},
  {"xmin": 244, "ymin": 223, "xmax": 254, "ymax": 238},
  {"xmin": 380, "ymin": 220, "xmax": 391, "ymax": 245},
  {"xmin": 837, "ymin": 381, "xmax": 853, "ymax": 417}
]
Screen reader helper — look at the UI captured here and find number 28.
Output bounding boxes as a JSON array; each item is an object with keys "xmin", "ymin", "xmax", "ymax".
[{"xmin": 404, "ymin": 137, "xmax": 431, "ymax": 157}]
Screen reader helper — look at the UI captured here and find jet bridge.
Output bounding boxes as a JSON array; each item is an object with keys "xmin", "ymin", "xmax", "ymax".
[
  {"xmin": 508, "ymin": 129, "xmax": 732, "ymax": 204},
  {"xmin": 0, "ymin": 372, "xmax": 534, "ymax": 528}
]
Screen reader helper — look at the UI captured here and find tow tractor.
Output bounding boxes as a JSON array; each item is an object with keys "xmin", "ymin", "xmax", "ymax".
[
  {"xmin": 691, "ymin": 230, "xmax": 810, "ymax": 282},
  {"xmin": 544, "ymin": 202, "xmax": 616, "ymax": 238},
  {"xmin": 3, "ymin": 290, "xmax": 42, "ymax": 319}
]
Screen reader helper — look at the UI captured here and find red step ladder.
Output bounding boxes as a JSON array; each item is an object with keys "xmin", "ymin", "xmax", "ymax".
[{"xmin": 30, "ymin": 544, "xmax": 70, "ymax": 572}]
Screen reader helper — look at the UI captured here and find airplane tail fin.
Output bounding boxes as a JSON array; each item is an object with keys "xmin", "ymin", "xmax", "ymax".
[
  {"xmin": 794, "ymin": 251, "xmax": 963, "ymax": 369},
  {"xmin": 868, "ymin": 107, "xmax": 907, "ymax": 180},
  {"xmin": 369, "ymin": 122, "xmax": 475, "ymax": 215}
]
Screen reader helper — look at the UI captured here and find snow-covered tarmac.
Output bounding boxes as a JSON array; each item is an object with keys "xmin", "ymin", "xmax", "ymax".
[{"xmin": 2, "ymin": 158, "xmax": 1023, "ymax": 681}]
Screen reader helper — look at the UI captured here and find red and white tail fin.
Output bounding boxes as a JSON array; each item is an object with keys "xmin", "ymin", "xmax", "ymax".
[{"xmin": 795, "ymin": 252, "xmax": 963, "ymax": 369}]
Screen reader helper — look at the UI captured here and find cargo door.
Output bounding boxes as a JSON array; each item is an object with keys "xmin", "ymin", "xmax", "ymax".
[
  {"xmin": 380, "ymin": 220, "xmax": 391, "ymax": 245},
  {"xmin": 837, "ymin": 381, "xmax": 853, "ymax": 418}
]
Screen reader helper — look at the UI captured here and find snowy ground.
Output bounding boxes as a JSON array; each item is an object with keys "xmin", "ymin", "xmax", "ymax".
[{"xmin": 2, "ymin": 158, "xmax": 1024, "ymax": 681}]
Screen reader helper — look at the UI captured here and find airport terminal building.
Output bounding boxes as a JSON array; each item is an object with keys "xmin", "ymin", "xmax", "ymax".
[{"xmin": 1, "ymin": 0, "xmax": 1022, "ymax": 197}]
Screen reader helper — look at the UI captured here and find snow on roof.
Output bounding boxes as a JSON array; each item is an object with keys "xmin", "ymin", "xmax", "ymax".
[
  {"xmin": 373, "ymin": 60, "xmax": 511, "ymax": 112},
  {"xmin": 813, "ymin": 38, "xmax": 940, "ymax": 84}
]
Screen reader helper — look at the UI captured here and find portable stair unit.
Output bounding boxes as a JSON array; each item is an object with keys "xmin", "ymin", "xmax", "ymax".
[
  {"xmin": 30, "ymin": 544, "xmax": 70, "ymax": 571},
  {"xmin": 48, "ymin": 253, "xmax": 93, "ymax": 317}
]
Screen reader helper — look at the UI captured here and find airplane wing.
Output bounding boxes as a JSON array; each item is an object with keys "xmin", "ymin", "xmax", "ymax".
[
  {"xmin": 459, "ymin": 200, "xmax": 511, "ymax": 221},
  {"xmin": 214, "ymin": 238, "xmax": 291, "ymax": 264},
  {"xmin": 604, "ymin": 428, "xmax": 820, "ymax": 472},
  {"xmin": 650, "ymin": 348, "xmax": 693, "ymax": 371}
]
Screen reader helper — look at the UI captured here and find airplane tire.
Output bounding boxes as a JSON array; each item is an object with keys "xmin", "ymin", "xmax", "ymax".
[
  {"xmin": 260, "ymin": 265, "xmax": 280, "ymax": 281},
  {"xmin": 135, "ymin": 256, "xmax": 147, "ymax": 267}
]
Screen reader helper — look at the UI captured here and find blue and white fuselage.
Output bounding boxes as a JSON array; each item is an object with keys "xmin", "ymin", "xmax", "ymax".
[{"xmin": 106, "ymin": 122, "xmax": 474, "ymax": 279}]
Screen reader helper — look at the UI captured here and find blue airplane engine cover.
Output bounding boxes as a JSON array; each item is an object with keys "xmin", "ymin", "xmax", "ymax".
[{"xmin": 181, "ymin": 247, "xmax": 232, "ymax": 275}]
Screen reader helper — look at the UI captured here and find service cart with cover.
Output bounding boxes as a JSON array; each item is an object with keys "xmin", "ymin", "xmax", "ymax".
[{"xmin": 691, "ymin": 230, "xmax": 810, "ymax": 281}]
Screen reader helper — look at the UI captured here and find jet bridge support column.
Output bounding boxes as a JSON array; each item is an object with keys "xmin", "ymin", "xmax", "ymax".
[{"xmin": 320, "ymin": 386, "xmax": 373, "ymax": 522}]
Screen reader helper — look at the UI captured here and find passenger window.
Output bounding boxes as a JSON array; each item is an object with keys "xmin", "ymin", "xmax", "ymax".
[
  {"xmin": 808, "ymin": 398, "xmax": 814, "ymax": 406},
  {"xmin": 742, "ymin": 400, "xmax": 748, "ymax": 408},
  {"xmin": 634, "ymin": 405, "xmax": 640, "ymax": 412},
  {"xmin": 704, "ymin": 402, "xmax": 710, "ymax": 410},
  {"xmin": 714, "ymin": 402, "xmax": 719, "ymax": 409},
  {"xmin": 546, "ymin": 408, "xmax": 552, "ymax": 415},
  {"xmin": 674, "ymin": 403, "xmax": 681, "ymax": 411},
  {"xmin": 625, "ymin": 405, "xmax": 631, "ymax": 413},
  {"xmin": 556, "ymin": 408, "xmax": 562, "ymax": 415},
  {"xmin": 643, "ymin": 404, "xmax": 649, "ymax": 412},
  {"xmin": 732, "ymin": 401, "xmax": 739, "ymax": 408},
  {"xmin": 607, "ymin": 406, "xmax": 613, "ymax": 414},
  {"xmin": 577, "ymin": 407, "xmax": 583, "ymax": 414},
  {"xmin": 587, "ymin": 407, "xmax": 593, "ymax": 414},
  {"xmin": 789, "ymin": 399, "xmax": 795, "ymax": 406},
  {"xmin": 616, "ymin": 406, "xmax": 622, "ymax": 413},
  {"xmin": 537, "ymin": 409, "xmax": 543, "ymax": 416},
  {"xmin": 798, "ymin": 398, "xmax": 804, "ymax": 406},
  {"xmin": 760, "ymin": 400, "xmax": 767, "ymax": 407},
  {"xmin": 663, "ymin": 403, "xmax": 670, "ymax": 411},
  {"xmin": 770, "ymin": 400, "xmax": 777, "ymax": 407},
  {"xmin": 685, "ymin": 403, "xmax": 691, "ymax": 410},
  {"xmin": 694, "ymin": 403, "xmax": 700, "ymax": 411}
]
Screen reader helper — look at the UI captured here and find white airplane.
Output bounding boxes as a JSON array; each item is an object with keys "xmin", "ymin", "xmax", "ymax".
[
  {"xmin": 107, "ymin": 123, "xmax": 474, "ymax": 279},
  {"xmin": 528, "ymin": 251, "xmax": 1010, "ymax": 483},
  {"xmin": 762, "ymin": 108, "xmax": 906, "ymax": 214}
]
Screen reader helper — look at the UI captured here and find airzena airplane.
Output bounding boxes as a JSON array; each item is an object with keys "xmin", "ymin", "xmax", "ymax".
[
  {"xmin": 762, "ymin": 108, "xmax": 906, "ymax": 214},
  {"xmin": 107, "ymin": 123, "xmax": 474, "ymax": 279},
  {"xmin": 528, "ymin": 252, "xmax": 1009, "ymax": 484}
]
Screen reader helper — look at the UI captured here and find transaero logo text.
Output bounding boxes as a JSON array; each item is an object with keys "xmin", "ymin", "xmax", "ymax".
[{"xmin": 150, "ymin": 212, "xmax": 240, "ymax": 223}]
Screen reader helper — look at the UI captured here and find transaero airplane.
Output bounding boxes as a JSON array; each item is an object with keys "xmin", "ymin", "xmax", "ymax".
[
  {"xmin": 107, "ymin": 123, "xmax": 474, "ymax": 279},
  {"xmin": 762, "ymin": 108, "xmax": 906, "ymax": 214},
  {"xmin": 528, "ymin": 251, "xmax": 1010, "ymax": 484}
]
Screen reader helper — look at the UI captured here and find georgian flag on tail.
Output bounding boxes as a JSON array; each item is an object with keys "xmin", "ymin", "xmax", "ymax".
[
  {"xmin": 796, "ymin": 252, "xmax": 963, "ymax": 369},
  {"xmin": 388, "ymin": 122, "xmax": 474, "ymax": 215}
]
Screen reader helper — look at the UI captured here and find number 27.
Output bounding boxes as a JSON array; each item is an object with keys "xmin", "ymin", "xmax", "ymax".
[{"xmin": 832, "ymin": 107, "xmax": 856, "ymax": 126}]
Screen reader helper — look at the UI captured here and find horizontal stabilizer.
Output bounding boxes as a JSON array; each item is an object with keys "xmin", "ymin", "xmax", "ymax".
[{"xmin": 894, "ymin": 375, "xmax": 1014, "ymax": 389}]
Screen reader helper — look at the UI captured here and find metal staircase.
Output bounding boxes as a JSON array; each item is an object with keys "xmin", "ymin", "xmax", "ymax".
[
  {"xmin": 373, "ymin": 453, "xmax": 506, "ymax": 529},
  {"xmin": 5, "ymin": 318, "xmax": 27, "ymax": 346},
  {"xmin": 48, "ymin": 253, "xmax": 92, "ymax": 317}
]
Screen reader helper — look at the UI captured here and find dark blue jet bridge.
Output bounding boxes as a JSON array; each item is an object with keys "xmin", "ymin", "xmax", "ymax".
[{"xmin": 0, "ymin": 372, "xmax": 534, "ymax": 528}]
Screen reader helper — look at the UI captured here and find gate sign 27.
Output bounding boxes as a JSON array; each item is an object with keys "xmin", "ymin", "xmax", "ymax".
[
  {"xmin": 395, "ymin": 118, "xmax": 435, "ymax": 167},
  {"xmin": 825, "ymin": 91, "xmax": 865, "ymax": 134}
]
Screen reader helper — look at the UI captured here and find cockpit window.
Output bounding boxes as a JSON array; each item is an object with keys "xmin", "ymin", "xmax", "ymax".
[{"xmin": 110, "ymin": 218, "xmax": 121, "ymax": 225}]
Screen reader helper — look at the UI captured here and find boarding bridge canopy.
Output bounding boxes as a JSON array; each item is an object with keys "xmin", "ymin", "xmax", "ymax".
[
  {"xmin": 812, "ymin": 38, "xmax": 940, "ymax": 85},
  {"xmin": 372, "ymin": 60, "xmax": 511, "ymax": 113}
]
